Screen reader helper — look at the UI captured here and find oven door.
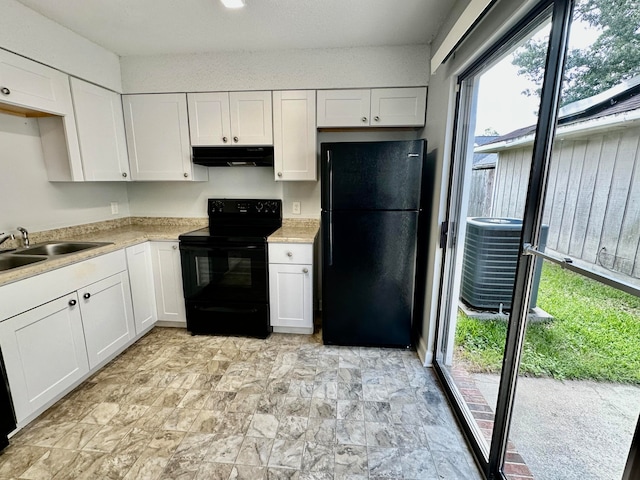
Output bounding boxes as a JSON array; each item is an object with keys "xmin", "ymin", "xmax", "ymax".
[{"xmin": 180, "ymin": 242, "xmax": 268, "ymax": 304}]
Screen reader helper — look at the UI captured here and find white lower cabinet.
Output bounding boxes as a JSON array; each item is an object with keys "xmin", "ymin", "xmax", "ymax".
[
  {"xmin": 0, "ymin": 294, "xmax": 89, "ymax": 424},
  {"xmin": 126, "ymin": 243, "xmax": 158, "ymax": 334},
  {"xmin": 150, "ymin": 241, "xmax": 186, "ymax": 324},
  {"xmin": 268, "ymin": 242, "xmax": 314, "ymax": 334},
  {"xmin": 0, "ymin": 249, "xmax": 138, "ymax": 426},
  {"xmin": 79, "ymin": 272, "xmax": 135, "ymax": 369}
]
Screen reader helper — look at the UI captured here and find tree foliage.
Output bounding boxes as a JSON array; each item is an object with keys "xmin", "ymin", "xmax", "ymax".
[{"xmin": 512, "ymin": 0, "xmax": 640, "ymax": 105}]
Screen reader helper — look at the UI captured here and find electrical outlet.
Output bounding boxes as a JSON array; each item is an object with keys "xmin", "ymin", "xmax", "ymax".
[
  {"xmin": 110, "ymin": 202, "xmax": 119, "ymax": 215},
  {"xmin": 292, "ymin": 201, "xmax": 301, "ymax": 215}
]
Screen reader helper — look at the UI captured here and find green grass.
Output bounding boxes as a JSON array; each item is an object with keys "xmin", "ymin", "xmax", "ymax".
[{"xmin": 455, "ymin": 263, "xmax": 640, "ymax": 383}]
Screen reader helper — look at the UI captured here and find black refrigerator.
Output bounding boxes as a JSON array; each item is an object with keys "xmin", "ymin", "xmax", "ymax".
[{"xmin": 321, "ymin": 140, "xmax": 426, "ymax": 348}]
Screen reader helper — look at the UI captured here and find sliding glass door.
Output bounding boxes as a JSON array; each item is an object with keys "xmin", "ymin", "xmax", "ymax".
[
  {"xmin": 433, "ymin": 7, "xmax": 553, "ymax": 461},
  {"xmin": 433, "ymin": 0, "xmax": 639, "ymax": 478}
]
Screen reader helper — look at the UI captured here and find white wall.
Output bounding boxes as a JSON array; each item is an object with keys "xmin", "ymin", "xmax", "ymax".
[
  {"xmin": 0, "ymin": 0, "xmax": 122, "ymax": 92},
  {"xmin": 127, "ymin": 129, "xmax": 427, "ymax": 219},
  {"xmin": 127, "ymin": 168, "xmax": 281, "ymax": 217},
  {"xmin": 120, "ymin": 45, "xmax": 430, "ymax": 93},
  {"xmin": 0, "ymin": 113, "xmax": 129, "ymax": 233}
]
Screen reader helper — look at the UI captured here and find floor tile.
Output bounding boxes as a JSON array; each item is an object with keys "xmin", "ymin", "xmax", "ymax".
[{"xmin": 0, "ymin": 327, "xmax": 483, "ymax": 480}]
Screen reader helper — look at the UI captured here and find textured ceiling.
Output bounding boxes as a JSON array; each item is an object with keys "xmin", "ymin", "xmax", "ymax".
[{"xmin": 16, "ymin": 0, "xmax": 454, "ymax": 56}]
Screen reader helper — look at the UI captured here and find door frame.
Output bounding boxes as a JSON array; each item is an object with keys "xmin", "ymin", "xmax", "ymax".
[{"xmin": 431, "ymin": 0, "xmax": 575, "ymax": 477}]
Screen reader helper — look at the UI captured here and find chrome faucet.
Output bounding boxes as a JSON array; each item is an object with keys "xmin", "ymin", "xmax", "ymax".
[
  {"xmin": 16, "ymin": 227, "xmax": 29, "ymax": 248},
  {"xmin": 0, "ymin": 232, "xmax": 15, "ymax": 247}
]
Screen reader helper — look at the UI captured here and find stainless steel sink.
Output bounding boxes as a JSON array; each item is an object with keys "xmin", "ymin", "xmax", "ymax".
[
  {"xmin": 0, "ymin": 255, "xmax": 46, "ymax": 272},
  {"xmin": 16, "ymin": 241, "xmax": 112, "ymax": 256}
]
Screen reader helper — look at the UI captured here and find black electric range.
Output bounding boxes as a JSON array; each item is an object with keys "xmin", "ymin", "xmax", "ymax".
[{"xmin": 179, "ymin": 199, "xmax": 282, "ymax": 338}]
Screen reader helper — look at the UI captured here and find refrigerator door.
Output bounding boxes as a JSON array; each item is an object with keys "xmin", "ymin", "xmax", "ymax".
[
  {"xmin": 322, "ymin": 210, "xmax": 418, "ymax": 347},
  {"xmin": 321, "ymin": 140, "xmax": 424, "ymax": 211}
]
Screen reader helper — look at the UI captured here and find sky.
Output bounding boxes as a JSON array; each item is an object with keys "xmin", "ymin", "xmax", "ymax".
[{"xmin": 474, "ymin": 19, "xmax": 602, "ymax": 136}]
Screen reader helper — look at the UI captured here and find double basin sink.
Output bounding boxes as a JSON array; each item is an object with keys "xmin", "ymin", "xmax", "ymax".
[{"xmin": 0, "ymin": 242, "xmax": 113, "ymax": 272}]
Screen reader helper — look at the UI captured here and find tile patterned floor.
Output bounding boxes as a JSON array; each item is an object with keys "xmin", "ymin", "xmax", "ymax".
[{"xmin": 0, "ymin": 327, "xmax": 483, "ymax": 480}]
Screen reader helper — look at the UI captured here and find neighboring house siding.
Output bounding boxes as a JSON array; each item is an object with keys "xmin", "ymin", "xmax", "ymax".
[{"xmin": 491, "ymin": 127, "xmax": 640, "ymax": 280}]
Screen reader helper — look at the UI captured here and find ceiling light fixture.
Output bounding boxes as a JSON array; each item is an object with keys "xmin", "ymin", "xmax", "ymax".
[{"xmin": 220, "ymin": 0, "xmax": 245, "ymax": 9}]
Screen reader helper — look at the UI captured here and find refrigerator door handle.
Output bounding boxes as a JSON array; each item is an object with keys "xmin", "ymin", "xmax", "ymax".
[
  {"xmin": 328, "ymin": 211, "xmax": 333, "ymax": 266},
  {"xmin": 327, "ymin": 150, "xmax": 333, "ymax": 266},
  {"xmin": 327, "ymin": 150, "xmax": 333, "ymax": 211}
]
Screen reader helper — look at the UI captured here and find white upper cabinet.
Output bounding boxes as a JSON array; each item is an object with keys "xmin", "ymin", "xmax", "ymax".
[
  {"xmin": 70, "ymin": 78, "xmax": 130, "ymax": 181},
  {"xmin": 188, "ymin": 91, "xmax": 272, "ymax": 146},
  {"xmin": 187, "ymin": 92, "xmax": 231, "ymax": 146},
  {"xmin": 316, "ymin": 89, "xmax": 371, "ymax": 127},
  {"xmin": 273, "ymin": 90, "xmax": 317, "ymax": 181},
  {"xmin": 370, "ymin": 88, "xmax": 427, "ymax": 127},
  {"xmin": 317, "ymin": 87, "xmax": 426, "ymax": 127},
  {"xmin": 0, "ymin": 50, "xmax": 72, "ymax": 115},
  {"xmin": 229, "ymin": 91, "xmax": 273, "ymax": 145},
  {"xmin": 0, "ymin": 50, "xmax": 84, "ymax": 182},
  {"xmin": 123, "ymin": 93, "xmax": 208, "ymax": 181}
]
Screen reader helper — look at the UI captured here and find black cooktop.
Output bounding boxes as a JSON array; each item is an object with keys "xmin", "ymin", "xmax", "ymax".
[
  {"xmin": 179, "ymin": 199, "xmax": 282, "ymax": 244},
  {"xmin": 179, "ymin": 225, "xmax": 281, "ymax": 244}
]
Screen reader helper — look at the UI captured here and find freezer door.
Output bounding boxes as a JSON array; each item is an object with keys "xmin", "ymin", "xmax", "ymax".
[
  {"xmin": 321, "ymin": 140, "xmax": 424, "ymax": 211},
  {"xmin": 322, "ymin": 210, "xmax": 418, "ymax": 347}
]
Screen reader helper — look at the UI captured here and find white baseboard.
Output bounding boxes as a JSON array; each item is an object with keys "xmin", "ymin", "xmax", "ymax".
[
  {"xmin": 416, "ymin": 335, "xmax": 433, "ymax": 366},
  {"xmin": 272, "ymin": 326, "xmax": 314, "ymax": 335}
]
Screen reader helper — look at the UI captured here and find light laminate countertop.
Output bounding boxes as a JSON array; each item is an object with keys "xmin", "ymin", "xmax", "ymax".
[{"xmin": 0, "ymin": 217, "xmax": 320, "ymax": 287}]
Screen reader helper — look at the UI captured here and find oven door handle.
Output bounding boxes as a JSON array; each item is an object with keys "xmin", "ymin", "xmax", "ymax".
[
  {"xmin": 192, "ymin": 305, "xmax": 260, "ymax": 314},
  {"xmin": 179, "ymin": 244, "xmax": 261, "ymax": 252}
]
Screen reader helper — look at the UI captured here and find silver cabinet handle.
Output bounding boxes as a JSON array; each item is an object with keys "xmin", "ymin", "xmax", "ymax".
[
  {"xmin": 172, "ymin": 245, "xmax": 178, "ymax": 250},
  {"xmin": 83, "ymin": 293, "xmax": 91, "ymax": 299},
  {"xmin": 223, "ymin": 136, "xmax": 228, "ymax": 143},
  {"xmin": 122, "ymin": 172, "xmax": 127, "ymax": 178},
  {"xmin": 374, "ymin": 116, "xmax": 380, "ymax": 122},
  {"xmin": 361, "ymin": 116, "xmax": 367, "ymax": 122},
  {"xmin": 233, "ymin": 136, "xmax": 239, "ymax": 143},
  {"xmin": 277, "ymin": 172, "xmax": 283, "ymax": 177},
  {"xmin": 0, "ymin": 87, "xmax": 9, "ymax": 95},
  {"xmin": 287, "ymin": 252, "xmax": 293, "ymax": 257},
  {"xmin": 302, "ymin": 268, "xmax": 308, "ymax": 274},
  {"xmin": 183, "ymin": 173, "xmax": 189, "ymax": 178},
  {"xmin": 69, "ymin": 299, "xmax": 77, "ymax": 306}
]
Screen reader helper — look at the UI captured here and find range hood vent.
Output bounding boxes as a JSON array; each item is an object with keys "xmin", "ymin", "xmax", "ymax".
[{"xmin": 192, "ymin": 146, "xmax": 274, "ymax": 167}]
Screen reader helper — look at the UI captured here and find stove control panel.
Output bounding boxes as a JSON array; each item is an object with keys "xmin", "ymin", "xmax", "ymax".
[{"xmin": 208, "ymin": 198, "xmax": 282, "ymax": 217}]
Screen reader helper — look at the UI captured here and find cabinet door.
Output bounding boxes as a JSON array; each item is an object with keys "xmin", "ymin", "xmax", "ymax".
[
  {"xmin": 316, "ymin": 89, "xmax": 371, "ymax": 127},
  {"xmin": 0, "ymin": 50, "xmax": 71, "ymax": 115},
  {"xmin": 70, "ymin": 78, "xmax": 130, "ymax": 181},
  {"xmin": 150, "ymin": 242, "xmax": 186, "ymax": 324},
  {"xmin": 229, "ymin": 91, "xmax": 273, "ymax": 145},
  {"xmin": 269, "ymin": 263, "xmax": 313, "ymax": 332},
  {"xmin": 0, "ymin": 294, "xmax": 89, "ymax": 424},
  {"xmin": 79, "ymin": 272, "xmax": 135, "ymax": 370},
  {"xmin": 370, "ymin": 87, "xmax": 427, "ymax": 127},
  {"xmin": 123, "ymin": 93, "xmax": 204, "ymax": 181},
  {"xmin": 187, "ymin": 92, "xmax": 231, "ymax": 146},
  {"xmin": 273, "ymin": 90, "xmax": 317, "ymax": 181},
  {"xmin": 126, "ymin": 243, "xmax": 157, "ymax": 335}
]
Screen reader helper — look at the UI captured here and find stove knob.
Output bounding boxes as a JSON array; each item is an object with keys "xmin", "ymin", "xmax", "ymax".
[{"xmin": 256, "ymin": 202, "xmax": 264, "ymax": 212}]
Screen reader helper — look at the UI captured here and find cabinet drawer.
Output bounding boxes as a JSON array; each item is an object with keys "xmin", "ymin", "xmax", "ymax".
[{"xmin": 268, "ymin": 243, "xmax": 313, "ymax": 265}]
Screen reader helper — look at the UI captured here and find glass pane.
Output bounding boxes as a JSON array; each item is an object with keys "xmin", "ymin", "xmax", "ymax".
[
  {"xmin": 508, "ymin": 0, "xmax": 640, "ymax": 477},
  {"xmin": 436, "ymin": 15, "xmax": 552, "ymax": 457}
]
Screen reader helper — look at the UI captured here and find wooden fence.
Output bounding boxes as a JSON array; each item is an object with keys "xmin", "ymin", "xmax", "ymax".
[
  {"xmin": 468, "ymin": 167, "xmax": 495, "ymax": 217},
  {"xmin": 491, "ymin": 126, "xmax": 640, "ymax": 280}
]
